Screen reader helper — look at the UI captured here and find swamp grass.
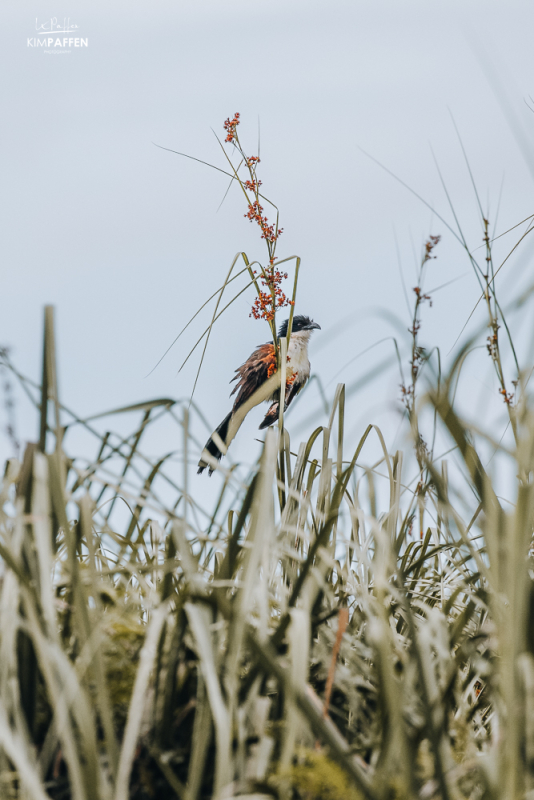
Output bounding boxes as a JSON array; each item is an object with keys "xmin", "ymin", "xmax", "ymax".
[
  {"xmin": 2, "ymin": 116, "xmax": 534, "ymax": 799},
  {"xmin": 1, "ymin": 281, "xmax": 534, "ymax": 800}
]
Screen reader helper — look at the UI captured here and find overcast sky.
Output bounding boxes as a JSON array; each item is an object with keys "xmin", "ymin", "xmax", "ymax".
[{"xmin": 2, "ymin": 0, "xmax": 534, "ymax": 487}]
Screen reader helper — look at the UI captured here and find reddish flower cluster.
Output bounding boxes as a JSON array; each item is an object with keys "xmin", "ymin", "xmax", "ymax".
[
  {"xmin": 245, "ymin": 200, "xmax": 263, "ymax": 221},
  {"xmin": 250, "ymin": 269, "xmax": 294, "ymax": 321},
  {"xmin": 423, "ymin": 235, "xmax": 441, "ymax": 263},
  {"xmin": 244, "ymin": 179, "xmax": 262, "ymax": 192},
  {"xmin": 499, "ymin": 387, "xmax": 514, "ymax": 405},
  {"xmin": 487, "ymin": 328, "xmax": 498, "ymax": 359},
  {"xmin": 408, "ymin": 321, "xmax": 421, "ymax": 338},
  {"xmin": 413, "ymin": 286, "xmax": 432, "ymax": 307},
  {"xmin": 247, "ymin": 156, "xmax": 260, "ymax": 166},
  {"xmin": 224, "ymin": 112, "xmax": 240, "ymax": 143},
  {"xmin": 244, "ymin": 200, "xmax": 283, "ymax": 244}
]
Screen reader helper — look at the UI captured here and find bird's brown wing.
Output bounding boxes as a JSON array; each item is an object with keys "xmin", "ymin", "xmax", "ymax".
[{"xmin": 230, "ymin": 343, "xmax": 277, "ymax": 411}]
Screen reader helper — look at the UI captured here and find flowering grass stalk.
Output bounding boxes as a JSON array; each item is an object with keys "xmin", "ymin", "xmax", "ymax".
[{"xmin": 218, "ymin": 112, "xmax": 299, "ymax": 358}]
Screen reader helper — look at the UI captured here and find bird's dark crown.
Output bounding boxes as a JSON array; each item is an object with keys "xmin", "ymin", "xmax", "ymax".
[{"xmin": 278, "ymin": 315, "xmax": 321, "ymax": 338}]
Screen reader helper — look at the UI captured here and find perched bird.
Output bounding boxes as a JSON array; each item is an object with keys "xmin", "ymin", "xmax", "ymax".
[{"xmin": 197, "ymin": 314, "xmax": 321, "ymax": 474}]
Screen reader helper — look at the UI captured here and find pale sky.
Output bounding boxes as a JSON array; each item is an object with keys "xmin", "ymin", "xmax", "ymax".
[{"xmin": 2, "ymin": 0, "xmax": 534, "ymax": 490}]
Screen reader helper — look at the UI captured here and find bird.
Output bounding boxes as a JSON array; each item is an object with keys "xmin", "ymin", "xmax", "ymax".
[{"xmin": 197, "ymin": 314, "xmax": 321, "ymax": 474}]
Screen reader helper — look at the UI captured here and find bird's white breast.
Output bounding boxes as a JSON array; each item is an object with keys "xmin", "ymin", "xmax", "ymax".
[{"xmin": 287, "ymin": 331, "xmax": 311, "ymax": 381}]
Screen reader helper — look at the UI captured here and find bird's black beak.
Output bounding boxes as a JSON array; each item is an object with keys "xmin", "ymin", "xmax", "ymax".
[{"xmin": 305, "ymin": 321, "xmax": 321, "ymax": 331}]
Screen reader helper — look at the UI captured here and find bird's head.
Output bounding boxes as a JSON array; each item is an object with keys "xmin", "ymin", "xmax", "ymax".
[{"xmin": 278, "ymin": 315, "xmax": 321, "ymax": 338}]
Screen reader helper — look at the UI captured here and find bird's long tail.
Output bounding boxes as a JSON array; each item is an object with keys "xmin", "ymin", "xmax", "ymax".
[{"xmin": 197, "ymin": 412, "xmax": 232, "ymax": 475}]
